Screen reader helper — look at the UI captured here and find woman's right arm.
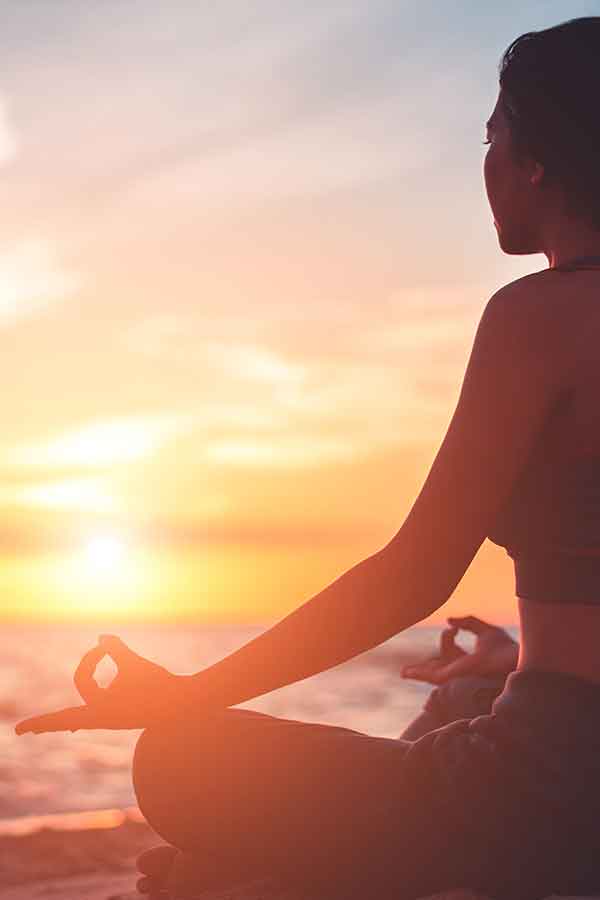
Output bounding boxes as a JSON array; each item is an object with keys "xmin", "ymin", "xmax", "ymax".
[
  {"xmin": 16, "ymin": 276, "xmax": 563, "ymax": 733},
  {"xmin": 179, "ymin": 276, "xmax": 564, "ymax": 710}
]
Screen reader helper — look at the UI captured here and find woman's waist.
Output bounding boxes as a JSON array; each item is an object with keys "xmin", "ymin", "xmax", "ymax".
[{"xmin": 517, "ymin": 595, "xmax": 600, "ymax": 685}]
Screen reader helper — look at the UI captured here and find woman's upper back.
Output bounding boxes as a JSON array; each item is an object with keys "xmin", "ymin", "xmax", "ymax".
[{"xmin": 488, "ymin": 265, "xmax": 600, "ymax": 597}]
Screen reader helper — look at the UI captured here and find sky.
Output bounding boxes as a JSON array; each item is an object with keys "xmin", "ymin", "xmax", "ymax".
[{"xmin": 0, "ymin": 0, "xmax": 594, "ymax": 624}]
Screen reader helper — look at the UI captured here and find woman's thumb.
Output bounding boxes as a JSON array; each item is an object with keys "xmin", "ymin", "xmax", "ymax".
[{"xmin": 434, "ymin": 651, "xmax": 483, "ymax": 683}]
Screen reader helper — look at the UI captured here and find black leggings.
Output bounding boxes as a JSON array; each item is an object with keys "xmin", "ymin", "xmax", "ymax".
[
  {"xmin": 132, "ymin": 672, "xmax": 600, "ymax": 900},
  {"xmin": 397, "ymin": 673, "xmax": 506, "ymax": 740}
]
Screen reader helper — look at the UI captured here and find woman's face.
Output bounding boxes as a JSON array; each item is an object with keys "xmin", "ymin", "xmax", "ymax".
[{"xmin": 483, "ymin": 89, "xmax": 545, "ymax": 255}]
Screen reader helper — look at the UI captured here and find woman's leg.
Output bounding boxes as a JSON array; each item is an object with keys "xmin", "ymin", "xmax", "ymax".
[
  {"xmin": 133, "ymin": 673, "xmax": 600, "ymax": 900},
  {"xmin": 134, "ymin": 681, "xmax": 508, "ymax": 897},
  {"xmin": 399, "ymin": 674, "xmax": 508, "ymax": 740},
  {"xmin": 133, "ymin": 707, "xmax": 420, "ymax": 896},
  {"xmin": 132, "ymin": 700, "xmax": 534, "ymax": 900}
]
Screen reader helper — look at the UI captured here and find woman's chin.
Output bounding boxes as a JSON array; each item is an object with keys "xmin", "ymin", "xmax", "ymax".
[{"xmin": 495, "ymin": 224, "xmax": 539, "ymax": 256}]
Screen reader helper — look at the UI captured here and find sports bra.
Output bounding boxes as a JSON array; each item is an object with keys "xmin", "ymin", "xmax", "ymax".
[{"xmin": 487, "ymin": 254, "xmax": 600, "ymax": 603}]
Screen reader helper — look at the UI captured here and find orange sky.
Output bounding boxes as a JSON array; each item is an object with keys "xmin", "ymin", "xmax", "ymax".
[{"xmin": 0, "ymin": 4, "xmax": 560, "ymax": 625}]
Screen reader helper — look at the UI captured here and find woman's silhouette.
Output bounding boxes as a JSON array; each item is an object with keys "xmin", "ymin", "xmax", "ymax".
[{"xmin": 16, "ymin": 16, "xmax": 600, "ymax": 900}]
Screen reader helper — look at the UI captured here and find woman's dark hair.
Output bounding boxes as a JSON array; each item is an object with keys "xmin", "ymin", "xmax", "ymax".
[{"xmin": 498, "ymin": 16, "xmax": 600, "ymax": 228}]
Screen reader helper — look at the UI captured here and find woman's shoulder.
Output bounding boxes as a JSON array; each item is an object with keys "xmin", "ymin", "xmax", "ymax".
[
  {"xmin": 489, "ymin": 267, "xmax": 564, "ymax": 310},
  {"xmin": 479, "ymin": 269, "xmax": 563, "ymax": 349},
  {"xmin": 492, "ymin": 265, "xmax": 599, "ymax": 315},
  {"xmin": 490, "ymin": 266, "xmax": 600, "ymax": 391}
]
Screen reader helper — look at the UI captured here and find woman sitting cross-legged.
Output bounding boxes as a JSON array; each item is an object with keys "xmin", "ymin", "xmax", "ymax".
[{"xmin": 15, "ymin": 16, "xmax": 600, "ymax": 900}]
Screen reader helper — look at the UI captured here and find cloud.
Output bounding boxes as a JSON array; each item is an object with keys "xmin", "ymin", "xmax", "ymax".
[
  {"xmin": 107, "ymin": 92, "xmax": 442, "ymax": 215},
  {"xmin": 117, "ymin": 278, "xmax": 487, "ymax": 472},
  {"xmin": 138, "ymin": 515, "xmax": 375, "ymax": 550},
  {"xmin": 202, "ymin": 341, "xmax": 306, "ymax": 385},
  {"xmin": 0, "ymin": 239, "xmax": 80, "ymax": 324},
  {"xmin": 69, "ymin": 2, "xmax": 483, "ymax": 219},
  {"xmin": 71, "ymin": 4, "xmax": 390, "ymax": 203},
  {"xmin": 117, "ymin": 295, "xmax": 477, "ymax": 471},
  {"xmin": 0, "ymin": 511, "xmax": 374, "ymax": 558},
  {"xmin": 5, "ymin": 413, "xmax": 197, "ymax": 468},
  {"xmin": 0, "ymin": 477, "xmax": 119, "ymax": 513},
  {"xmin": 205, "ymin": 436, "xmax": 359, "ymax": 468}
]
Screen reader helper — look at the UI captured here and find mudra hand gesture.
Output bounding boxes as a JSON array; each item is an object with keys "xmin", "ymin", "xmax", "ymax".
[
  {"xmin": 15, "ymin": 635, "xmax": 187, "ymax": 734},
  {"xmin": 401, "ymin": 615, "xmax": 519, "ymax": 685}
]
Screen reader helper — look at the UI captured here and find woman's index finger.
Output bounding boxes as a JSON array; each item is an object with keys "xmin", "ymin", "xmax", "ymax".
[
  {"xmin": 15, "ymin": 705, "xmax": 93, "ymax": 734},
  {"xmin": 74, "ymin": 645, "xmax": 106, "ymax": 703}
]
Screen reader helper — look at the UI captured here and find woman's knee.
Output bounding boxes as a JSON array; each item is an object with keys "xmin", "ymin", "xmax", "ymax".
[
  {"xmin": 133, "ymin": 726, "xmax": 180, "ymax": 843},
  {"xmin": 132, "ymin": 725, "xmax": 170, "ymax": 799},
  {"xmin": 132, "ymin": 714, "xmax": 227, "ymax": 846},
  {"xmin": 133, "ymin": 708, "xmax": 242, "ymax": 784},
  {"xmin": 132, "ymin": 709, "xmax": 272, "ymax": 846}
]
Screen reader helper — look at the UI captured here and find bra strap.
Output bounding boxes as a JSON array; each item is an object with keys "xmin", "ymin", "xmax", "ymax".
[{"xmin": 552, "ymin": 254, "xmax": 600, "ymax": 272}]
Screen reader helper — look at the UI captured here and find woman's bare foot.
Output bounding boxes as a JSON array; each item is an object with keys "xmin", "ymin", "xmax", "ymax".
[{"xmin": 136, "ymin": 843, "xmax": 274, "ymax": 898}]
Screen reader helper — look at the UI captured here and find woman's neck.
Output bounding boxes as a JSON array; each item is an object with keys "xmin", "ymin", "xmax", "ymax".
[{"xmin": 538, "ymin": 217, "xmax": 600, "ymax": 269}]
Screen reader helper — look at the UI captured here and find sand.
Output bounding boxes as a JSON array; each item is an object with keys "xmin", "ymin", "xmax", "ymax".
[
  {"xmin": 2, "ymin": 877, "xmax": 495, "ymax": 900},
  {"xmin": 3, "ymin": 871, "xmax": 138, "ymax": 900},
  {"xmin": 0, "ymin": 808, "xmax": 311, "ymax": 900},
  {"xmin": 0, "ymin": 809, "xmax": 152, "ymax": 899},
  {"xmin": 0, "ymin": 808, "xmax": 596, "ymax": 900}
]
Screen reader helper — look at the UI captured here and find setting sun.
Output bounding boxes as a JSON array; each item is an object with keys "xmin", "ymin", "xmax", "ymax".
[
  {"xmin": 83, "ymin": 534, "xmax": 128, "ymax": 574},
  {"xmin": 33, "ymin": 531, "xmax": 158, "ymax": 619}
]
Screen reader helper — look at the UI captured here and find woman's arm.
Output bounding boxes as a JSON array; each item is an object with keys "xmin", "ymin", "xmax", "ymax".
[
  {"xmin": 186, "ymin": 275, "xmax": 566, "ymax": 709},
  {"xmin": 16, "ymin": 275, "xmax": 569, "ymax": 733}
]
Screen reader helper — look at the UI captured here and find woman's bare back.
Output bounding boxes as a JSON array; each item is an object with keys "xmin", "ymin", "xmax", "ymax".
[{"xmin": 513, "ymin": 268, "xmax": 600, "ymax": 682}]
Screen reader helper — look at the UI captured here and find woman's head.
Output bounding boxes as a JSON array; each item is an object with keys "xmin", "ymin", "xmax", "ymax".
[{"xmin": 484, "ymin": 17, "xmax": 600, "ymax": 256}]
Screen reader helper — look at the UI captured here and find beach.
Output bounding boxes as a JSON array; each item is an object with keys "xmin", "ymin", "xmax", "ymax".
[
  {"xmin": 0, "ymin": 806, "xmax": 489, "ymax": 900},
  {"xmin": 0, "ymin": 806, "xmax": 323, "ymax": 900},
  {"xmin": 1, "ymin": 807, "xmax": 594, "ymax": 900},
  {"xmin": 5, "ymin": 872, "xmax": 138, "ymax": 900},
  {"xmin": 1, "ymin": 808, "xmax": 154, "ymax": 899}
]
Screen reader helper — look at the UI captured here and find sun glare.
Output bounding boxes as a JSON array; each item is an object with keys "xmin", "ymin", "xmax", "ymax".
[
  {"xmin": 42, "ymin": 530, "xmax": 155, "ymax": 618},
  {"xmin": 83, "ymin": 535, "xmax": 128, "ymax": 574}
]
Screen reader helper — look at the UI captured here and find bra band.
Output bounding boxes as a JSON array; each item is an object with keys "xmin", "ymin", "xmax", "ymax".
[{"xmin": 515, "ymin": 553, "xmax": 600, "ymax": 605}]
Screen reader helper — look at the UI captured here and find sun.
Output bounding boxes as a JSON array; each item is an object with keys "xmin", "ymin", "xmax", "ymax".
[
  {"xmin": 45, "ymin": 529, "xmax": 161, "ymax": 619},
  {"xmin": 83, "ymin": 534, "xmax": 128, "ymax": 574}
]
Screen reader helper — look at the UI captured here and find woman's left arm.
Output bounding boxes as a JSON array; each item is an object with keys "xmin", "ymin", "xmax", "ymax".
[{"xmin": 16, "ymin": 276, "xmax": 568, "ymax": 733}]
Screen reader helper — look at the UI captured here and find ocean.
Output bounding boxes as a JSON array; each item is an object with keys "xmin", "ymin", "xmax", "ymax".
[{"xmin": 0, "ymin": 623, "xmax": 516, "ymax": 824}]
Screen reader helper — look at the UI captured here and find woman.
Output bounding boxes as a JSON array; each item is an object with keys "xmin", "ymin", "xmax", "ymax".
[{"xmin": 16, "ymin": 15, "xmax": 600, "ymax": 900}]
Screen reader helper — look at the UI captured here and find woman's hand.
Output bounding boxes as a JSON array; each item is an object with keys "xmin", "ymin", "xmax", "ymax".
[
  {"xmin": 15, "ymin": 635, "xmax": 192, "ymax": 734},
  {"xmin": 401, "ymin": 615, "xmax": 519, "ymax": 685}
]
